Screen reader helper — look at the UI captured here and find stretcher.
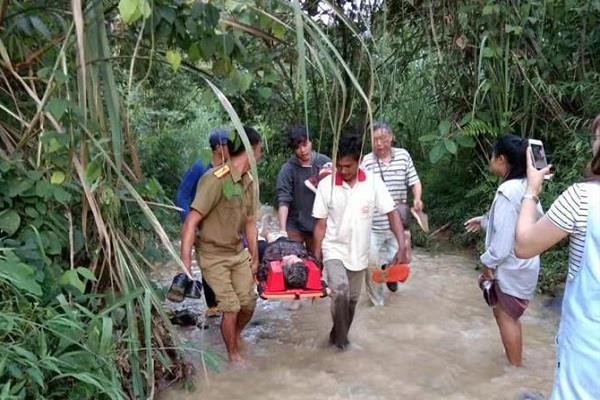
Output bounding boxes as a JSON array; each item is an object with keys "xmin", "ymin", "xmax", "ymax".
[
  {"xmin": 258, "ymin": 259, "xmax": 328, "ymax": 300},
  {"xmin": 371, "ymin": 263, "xmax": 410, "ymax": 284}
]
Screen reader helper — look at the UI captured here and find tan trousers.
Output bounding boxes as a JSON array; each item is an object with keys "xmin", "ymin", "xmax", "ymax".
[{"xmin": 324, "ymin": 259, "xmax": 365, "ymax": 348}]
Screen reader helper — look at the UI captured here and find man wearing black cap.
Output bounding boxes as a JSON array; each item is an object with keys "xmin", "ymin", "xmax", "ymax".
[
  {"xmin": 175, "ymin": 128, "xmax": 229, "ymax": 316},
  {"xmin": 180, "ymin": 127, "xmax": 262, "ymax": 364}
]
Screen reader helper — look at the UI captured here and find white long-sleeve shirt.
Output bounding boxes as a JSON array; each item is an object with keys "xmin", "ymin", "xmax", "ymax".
[{"xmin": 481, "ymin": 178, "xmax": 543, "ymax": 300}]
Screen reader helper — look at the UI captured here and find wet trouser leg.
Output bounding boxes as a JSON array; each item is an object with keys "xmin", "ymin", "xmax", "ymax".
[
  {"xmin": 202, "ymin": 278, "xmax": 218, "ymax": 308},
  {"xmin": 325, "ymin": 259, "xmax": 365, "ymax": 348},
  {"xmin": 365, "ymin": 230, "xmax": 398, "ymax": 306}
]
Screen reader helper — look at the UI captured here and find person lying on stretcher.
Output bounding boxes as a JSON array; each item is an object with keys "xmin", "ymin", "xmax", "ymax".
[{"xmin": 256, "ymin": 231, "xmax": 327, "ymax": 292}]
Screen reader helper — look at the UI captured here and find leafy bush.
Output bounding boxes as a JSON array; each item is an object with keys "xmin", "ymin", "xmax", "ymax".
[
  {"xmin": 0, "ymin": 252, "xmax": 124, "ymax": 400},
  {"xmin": 0, "ymin": 154, "xmax": 186, "ymax": 398}
]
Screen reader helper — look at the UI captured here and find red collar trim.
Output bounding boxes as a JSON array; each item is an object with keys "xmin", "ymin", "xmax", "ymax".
[{"xmin": 335, "ymin": 168, "xmax": 367, "ymax": 185}]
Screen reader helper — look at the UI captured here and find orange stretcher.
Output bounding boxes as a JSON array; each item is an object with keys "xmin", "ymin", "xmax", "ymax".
[
  {"xmin": 371, "ymin": 263, "xmax": 410, "ymax": 284},
  {"xmin": 258, "ymin": 259, "xmax": 328, "ymax": 300}
]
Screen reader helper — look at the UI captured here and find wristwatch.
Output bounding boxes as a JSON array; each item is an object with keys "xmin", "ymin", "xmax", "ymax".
[{"xmin": 523, "ymin": 193, "xmax": 540, "ymax": 204}]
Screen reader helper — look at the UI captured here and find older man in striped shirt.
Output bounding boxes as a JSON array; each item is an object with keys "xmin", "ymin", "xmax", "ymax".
[{"xmin": 362, "ymin": 122, "xmax": 424, "ymax": 306}]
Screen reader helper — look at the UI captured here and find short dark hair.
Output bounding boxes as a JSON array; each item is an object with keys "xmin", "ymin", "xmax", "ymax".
[
  {"xmin": 372, "ymin": 121, "xmax": 392, "ymax": 135},
  {"xmin": 287, "ymin": 125, "xmax": 308, "ymax": 149},
  {"xmin": 492, "ymin": 134, "xmax": 528, "ymax": 181},
  {"xmin": 228, "ymin": 126, "xmax": 262, "ymax": 156},
  {"xmin": 337, "ymin": 134, "xmax": 363, "ymax": 161}
]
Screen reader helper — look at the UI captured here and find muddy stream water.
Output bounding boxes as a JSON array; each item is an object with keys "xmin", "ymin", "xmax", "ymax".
[{"xmin": 156, "ymin": 216, "xmax": 559, "ymax": 400}]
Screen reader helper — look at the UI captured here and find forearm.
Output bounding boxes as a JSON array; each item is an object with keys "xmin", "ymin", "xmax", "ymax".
[
  {"xmin": 516, "ymin": 200, "xmax": 539, "ymax": 244},
  {"xmin": 411, "ymin": 182, "xmax": 423, "ymax": 202},
  {"xmin": 313, "ymin": 219, "xmax": 326, "ymax": 259},
  {"xmin": 278, "ymin": 205, "xmax": 289, "ymax": 231},
  {"xmin": 387, "ymin": 211, "xmax": 406, "ymax": 249},
  {"xmin": 515, "ymin": 199, "xmax": 552, "ymax": 258},
  {"xmin": 245, "ymin": 218, "xmax": 258, "ymax": 262},
  {"xmin": 180, "ymin": 215, "xmax": 200, "ymax": 271}
]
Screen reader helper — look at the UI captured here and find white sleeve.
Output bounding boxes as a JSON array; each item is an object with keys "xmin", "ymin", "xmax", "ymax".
[
  {"xmin": 546, "ymin": 183, "xmax": 584, "ymax": 234},
  {"xmin": 373, "ymin": 175, "xmax": 395, "ymax": 215},
  {"xmin": 312, "ymin": 179, "xmax": 330, "ymax": 219},
  {"xmin": 405, "ymin": 152, "xmax": 420, "ymax": 186}
]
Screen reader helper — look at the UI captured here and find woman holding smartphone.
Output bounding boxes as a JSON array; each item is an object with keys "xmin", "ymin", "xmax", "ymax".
[
  {"xmin": 465, "ymin": 134, "xmax": 543, "ymax": 366},
  {"xmin": 516, "ymin": 116, "xmax": 600, "ymax": 399}
]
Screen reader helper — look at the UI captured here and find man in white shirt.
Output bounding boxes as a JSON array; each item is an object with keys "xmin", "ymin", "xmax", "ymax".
[{"xmin": 312, "ymin": 134, "xmax": 407, "ymax": 350}]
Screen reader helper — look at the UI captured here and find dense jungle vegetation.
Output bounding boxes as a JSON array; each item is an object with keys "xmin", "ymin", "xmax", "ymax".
[{"xmin": 0, "ymin": 0, "xmax": 598, "ymax": 397}]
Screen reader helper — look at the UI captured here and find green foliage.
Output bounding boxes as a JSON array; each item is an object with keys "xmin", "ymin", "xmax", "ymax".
[
  {"xmin": 0, "ymin": 252, "xmax": 124, "ymax": 400},
  {"xmin": 0, "ymin": 153, "xmax": 185, "ymax": 396},
  {"xmin": 370, "ymin": 0, "xmax": 600, "ymax": 295},
  {"xmin": 3, "ymin": 3, "xmax": 596, "ymax": 399},
  {"xmin": 2, "ymin": 1, "xmax": 192, "ymax": 396},
  {"xmin": 127, "ymin": 65, "xmax": 227, "ymax": 199}
]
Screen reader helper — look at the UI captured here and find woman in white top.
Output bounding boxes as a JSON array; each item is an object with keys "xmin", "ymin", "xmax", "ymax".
[
  {"xmin": 465, "ymin": 134, "xmax": 543, "ymax": 367},
  {"xmin": 516, "ymin": 115, "xmax": 600, "ymax": 400}
]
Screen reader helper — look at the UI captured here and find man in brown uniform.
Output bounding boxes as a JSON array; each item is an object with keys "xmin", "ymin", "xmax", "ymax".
[{"xmin": 180, "ymin": 127, "xmax": 262, "ymax": 363}]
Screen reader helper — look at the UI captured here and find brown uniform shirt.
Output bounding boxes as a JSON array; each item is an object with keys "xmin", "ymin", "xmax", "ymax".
[{"xmin": 191, "ymin": 161, "xmax": 256, "ymax": 254}]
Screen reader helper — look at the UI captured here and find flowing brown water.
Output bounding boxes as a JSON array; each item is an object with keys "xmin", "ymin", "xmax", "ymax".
[{"xmin": 157, "ymin": 245, "xmax": 559, "ymax": 400}]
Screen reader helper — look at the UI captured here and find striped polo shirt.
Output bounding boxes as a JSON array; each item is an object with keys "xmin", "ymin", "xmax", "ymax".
[{"xmin": 362, "ymin": 148, "xmax": 420, "ymax": 231}]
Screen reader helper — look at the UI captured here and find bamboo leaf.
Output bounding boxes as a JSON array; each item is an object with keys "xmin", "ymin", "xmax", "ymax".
[
  {"xmin": 12, "ymin": 346, "xmax": 38, "ymax": 364},
  {"xmin": 142, "ymin": 290, "xmax": 153, "ymax": 388},
  {"xmin": 292, "ymin": 0, "xmax": 310, "ymax": 136},
  {"xmin": 72, "ymin": 0, "xmax": 87, "ymax": 118},
  {"xmin": 26, "ymin": 366, "xmax": 45, "ymax": 388},
  {"xmin": 72, "ymin": 155, "xmax": 111, "ymax": 251},
  {"xmin": 55, "ymin": 373, "xmax": 112, "ymax": 396},
  {"xmin": 0, "ymin": 39, "xmax": 12, "ymax": 67},
  {"xmin": 30, "ymin": 16, "xmax": 51, "ymax": 39},
  {"xmin": 201, "ymin": 77, "xmax": 260, "ymax": 217},
  {"xmin": 99, "ymin": 317, "xmax": 113, "ymax": 355},
  {"xmin": 92, "ymin": 2, "xmax": 124, "ymax": 170}
]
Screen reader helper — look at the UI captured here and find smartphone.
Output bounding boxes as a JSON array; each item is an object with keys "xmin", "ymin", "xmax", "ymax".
[
  {"xmin": 528, "ymin": 139, "xmax": 548, "ymax": 170},
  {"xmin": 529, "ymin": 139, "xmax": 553, "ymax": 179}
]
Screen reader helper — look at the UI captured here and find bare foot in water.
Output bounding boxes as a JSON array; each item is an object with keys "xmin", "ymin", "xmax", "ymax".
[{"xmin": 228, "ymin": 355, "xmax": 253, "ymax": 371}]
